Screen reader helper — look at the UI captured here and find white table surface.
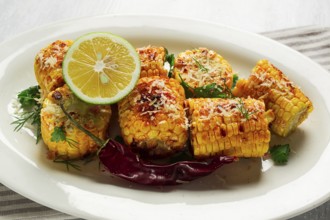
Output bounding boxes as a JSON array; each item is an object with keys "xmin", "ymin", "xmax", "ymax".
[{"xmin": 1, "ymin": 0, "xmax": 330, "ymax": 219}]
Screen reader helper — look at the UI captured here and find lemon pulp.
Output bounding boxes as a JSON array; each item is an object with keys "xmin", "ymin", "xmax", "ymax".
[{"xmin": 63, "ymin": 32, "xmax": 140, "ymax": 104}]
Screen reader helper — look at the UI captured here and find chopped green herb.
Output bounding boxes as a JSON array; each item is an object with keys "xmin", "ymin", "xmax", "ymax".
[
  {"xmin": 51, "ymin": 126, "xmax": 78, "ymax": 148},
  {"xmin": 179, "ymin": 74, "xmax": 195, "ymax": 98},
  {"xmin": 270, "ymin": 144, "xmax": 290, "ymax": 165},
  {"xmin": 11, "ymin": 86, "xmax": 42, "ymax": 143},
  {"xmin": 237, "ymin": 98, "xmax": 254, "ymax": 120},
  {"xmin": 165, "ymin": 48, "xmax": 175, "ymax": 78},
  {"xmin": 179, "ymin": 74, "xmax": 233, "ymax": 99},
  {"xmin": 194, "ymin": 83, "xmax": 233, "ymax": 98},
  {"xmin": 232, "ymin": 74, "xmax": 239, "ymax": 89},
  {"xmin": 17, "ymin": 85, "xmax": 40, "ymax": 109},
  {"xmin": 51, "ymin": 126, "xmax": 66, "ymax": 142},
  {"xmin": 192, "ymin": 57, "xmax": 208, "ymax": 72}
]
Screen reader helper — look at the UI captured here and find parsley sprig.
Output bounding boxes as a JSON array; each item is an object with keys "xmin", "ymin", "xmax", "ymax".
[
  {"xmin": 179, "ymin": 74, "xmax": 233, "ymax": 99},
  {"xmin": 270, "ymin": 144, "xmax": 291, "ymax": 165},
  {"xmin": 12, "ymin": 86, "xmax": 100, "ymax": 171},
  {"xmin": 165, "ymin": 48, "xmax": 175, "ymax": 78},
  {"xmin": 232, "ymin": 74, "xmax": 239, "ymax": 89},
  {"xmin": 17, "ymin": 85, "xmax": 40, "ymax": 108},
  {"xmin": 51, "ymin": 126, "xmax": 78, "ymax": 148}
]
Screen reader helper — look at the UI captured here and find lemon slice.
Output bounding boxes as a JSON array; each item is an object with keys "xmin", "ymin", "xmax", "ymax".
[{"xmin": 62, "ymin": 32, "xmax": 140, "ymax": 104}]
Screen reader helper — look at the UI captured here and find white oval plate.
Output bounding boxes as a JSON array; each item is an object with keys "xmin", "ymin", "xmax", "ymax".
[{"xmin": 1, "ymin": 15, "xmax": 330, "ymax": 220}]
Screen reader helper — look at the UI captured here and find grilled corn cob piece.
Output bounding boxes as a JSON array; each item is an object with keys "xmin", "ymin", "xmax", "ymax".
[
  {"xmin": 118, "ymin": 76, "xmax": 188, "ymax": 157},
  {"xmin": 136, "ymin": 45, "xmax": 168, "ymax": 78},
  {"xmin": 34, "ymin": 40, "xmax": 73, "ymax": 97},
  {"xmin": 233, "ymin": 59, "xmax": 313, "ymax": 137},
  {"xmin": 173, "ymin": 47, "xmax": 233, "ymax": 88},
  {"xmin": 186, "ymin": 98, "xmax": 274, "ymax": 158},
  {"xmin": 40, "ymin": 85, "xmax": 111, "ymax": 159}
]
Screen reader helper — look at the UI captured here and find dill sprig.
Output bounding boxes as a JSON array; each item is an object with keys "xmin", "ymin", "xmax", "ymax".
[
  {"xmin": 192, "ymin": 57, "xmax": 209, "ymax": 72},
  {"xmin": 58, "ymin": 103, "xmax": 105, "ymax": 147},
  {"xmin": 53, "ymin": 156, "xmax": 82, "ymax": 171},
  {"xmin": 237, "ymin": 98, "xmax": 254, "ymax": 120},
  {"xmin": 52, "ymin": 152, "xmax": 97, "ymax": 171}
]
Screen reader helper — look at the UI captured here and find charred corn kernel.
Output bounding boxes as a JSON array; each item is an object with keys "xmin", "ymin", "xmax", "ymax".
[
  {"xmin": 136, "ymin": 46, "xmax": 168, "ymax": 78},
  {"xmin": 118, "ymin": 76, "xmax": 188, "ymax": 158},
  {"xmin": 173, "ymin": 47, "xmax": 233, "ymax": 88},
  {"xmin": 233, "ymin": 59, "xmax": 313, "ymax": 137},
  {"xmin": 40, "ymin": 85, "xmax": 111, "ymax": 159},
  {"xmin": 34, "ymin": 40, "xmax": 73, "ymax": 97},
  {"xmin": 185, "ymin": 98, "xmax": 274, "ymax": 158}
]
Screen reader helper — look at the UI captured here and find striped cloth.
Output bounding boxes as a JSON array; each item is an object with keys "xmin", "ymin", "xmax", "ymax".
[
  {"xmin": 1, "ymin": 26, "xmax": 330, "ymax": 220},
  {"xmin": 263, "ymin": 26, "xmax": 330, "ymax": 71}
]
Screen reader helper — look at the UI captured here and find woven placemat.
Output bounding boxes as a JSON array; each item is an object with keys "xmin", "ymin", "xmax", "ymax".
[{"xmin": 1, "ymin": 26, "xmax": 330, "ymax": 220}]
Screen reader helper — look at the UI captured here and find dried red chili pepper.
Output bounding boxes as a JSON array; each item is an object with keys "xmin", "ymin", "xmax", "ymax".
[{"xmin": 98, "ymin": 139, "xmax": 235, "ymax": 186}]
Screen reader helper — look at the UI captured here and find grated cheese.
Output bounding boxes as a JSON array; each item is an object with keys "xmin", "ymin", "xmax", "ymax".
[
  {"xmin": 137, "ymin": 79, "xmax": 181, "ymax": 121},
  {"xmin": 37, "ymin": 40, "xmax": 70, "ymax": 70},
  {"xmin": 176, "ymin": 48, "xmax": 227, "ymax": 88},
  {"xmin": 197, "ymin": 98, "xmax": 261, "ymax": 123},
  {"xmin": 44, "ymin": 56, "xmax": 58, "ymax": 69},
  {"xmin": 252, "ymin": 70, "xmax": 296, "ymax": 95}
]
